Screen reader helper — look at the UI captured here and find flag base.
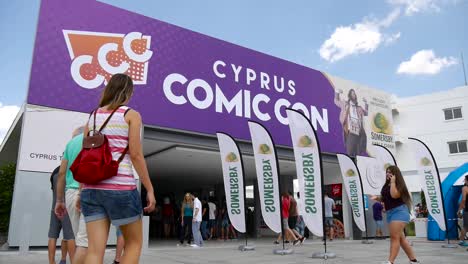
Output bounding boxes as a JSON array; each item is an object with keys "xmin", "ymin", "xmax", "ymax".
[
  {"xmin": 441, "ymin": 244, "xmax": 457, "ymax": 248},
  {"xmin": 311, "ymin": 252, "xmax": 336, "ymax": 259},
  {"xmin": 238, "ymin": 245, "xmax": 256, "ymax": 251},
  {"xmin": 273, "ymin": 248, "xmax": 294, "ymax": 255},
  {"xmin": 361, "ymin": 240, "xmax": 374, "ymax": 244}
]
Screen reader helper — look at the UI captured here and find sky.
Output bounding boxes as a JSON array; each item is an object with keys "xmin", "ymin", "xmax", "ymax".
[{"xmin": 0, "ymin": 0, "xmax": 467, "ymax": 143}]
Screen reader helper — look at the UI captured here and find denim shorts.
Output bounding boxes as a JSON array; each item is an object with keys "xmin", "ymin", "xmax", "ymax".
[
  {"xmin": 375, "ymin": 220, "xmax": 383, "ymax": 229},
  {"xmin": 208, "ymin": 219, "xmax": 216, "ymax": 228},
  {"xmin": 222, "ymin": 219, "xmax": 229, "ymax": 228},
  {"xmin": 386, "ymin": 204, "xmax": 410, "ymax": 223},
  {"xmin": 81, "ymin": 188, "xmax": 142, "ymax": 226},
  {"xmin": 116, "ymin": 227, "xmax": 122, "ymax": 237},
  {"xmin": 325, "ymin": 217, "xmax": 334, "ymax": 228}
]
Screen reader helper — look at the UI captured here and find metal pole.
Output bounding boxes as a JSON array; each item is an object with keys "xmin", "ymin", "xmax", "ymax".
[
  {"xmin": 356, "ymin": 157, "xmax": 371, "ymax": 242},
  {"xmin": 351, "ymin": 155, "xmax": 373, "ymax": 244},
  {"xmin": 237, "ymin": 140, "xmax": 249, "ymax": 249},
  {"xmin": 251, "ymin": 121, "xmax": 292, "ymax": 255}
]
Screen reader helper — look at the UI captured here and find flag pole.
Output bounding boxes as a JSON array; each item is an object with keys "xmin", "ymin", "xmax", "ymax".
[
  {"xmin": 249, "ymin": 121, "xmax": 293, "ymax": 255},
  {"xmin": 285, "ymin": 108, "xmax": 336, "ymax": 259},
  {"xmin": 218, "ymin": 132, "xmax": 256, "ymax": 252},
  {"xmin": 409, "ymin": 137, "xmax": 456, "ymax": 248},
  {"xmin": 352, "ymin": 155, "xmax": 373, "ymax": 244}
]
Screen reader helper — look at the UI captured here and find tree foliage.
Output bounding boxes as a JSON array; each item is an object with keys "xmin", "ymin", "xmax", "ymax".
[{"xmin": 0, "ymin": 163, "xmax": 16, "ymax": 233}]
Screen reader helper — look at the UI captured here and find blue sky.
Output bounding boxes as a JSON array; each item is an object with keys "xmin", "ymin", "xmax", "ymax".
[{"xmin": 0, "ymin": 0, "xmax": 467, "ymax": 140}]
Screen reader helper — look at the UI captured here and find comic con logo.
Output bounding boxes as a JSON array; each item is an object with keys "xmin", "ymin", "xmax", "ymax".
[{"xmin": 63, "ymin": 30, "xmax": 153, "ymax": 89}]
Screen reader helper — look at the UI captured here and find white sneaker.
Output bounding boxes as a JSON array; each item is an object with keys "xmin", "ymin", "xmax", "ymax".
[
  {"xmin": 380, "ymin": 261, "xmax": 392, "ymax": 264},
  {"xmin": 190, "ymin": 244, "xmax": 200, "ymax": 248}
]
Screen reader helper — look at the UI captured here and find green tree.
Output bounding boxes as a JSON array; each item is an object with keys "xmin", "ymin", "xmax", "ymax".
[
  {"xmin": 0, "ymin": 163, "xmax": 16, "ymax": 233},
  {"xmin": 420, "ymin": 191, "xmax": 428, "ymax": 218}
]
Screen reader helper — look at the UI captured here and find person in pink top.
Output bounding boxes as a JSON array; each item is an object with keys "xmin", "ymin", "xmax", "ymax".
[{"xmin": 56, "ymin": 73, "xmax": 156, "ymax": 264}]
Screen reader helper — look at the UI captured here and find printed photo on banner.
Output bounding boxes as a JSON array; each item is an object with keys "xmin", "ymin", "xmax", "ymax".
[{"xmin": 325, "ymin": 74, "xmax": 395, "ymax": 157}]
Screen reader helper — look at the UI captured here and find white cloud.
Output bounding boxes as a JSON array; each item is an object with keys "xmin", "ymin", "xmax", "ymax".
[
  {"xmin": 385, "ymin": 32, "xmax": 402, "ymax": 45},
  {"xmin": 378, "ymin": 8, "xmax": 402, "ymax": 27},
  {"xmin": 388, "ymin": 0, "xmax": 460, "ymax": 15},
  {"xmin": 319, "ymin": 10, "xmax": 401, "ymax": 62},
  {"xmin": 319, "ymin": 0, "xmax": 462, "ymax": 63},
  {"xmin": 397, "ymin": 49, "xmax": 458, "ymax": 75},
  {"xmin": 0, "ymin": 103, "xmax": 20, "ymax": 144}
]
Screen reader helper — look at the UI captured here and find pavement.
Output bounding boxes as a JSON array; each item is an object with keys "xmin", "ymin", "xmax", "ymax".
[{"xmin": 0, "ymin": 237, "xmax": 467, "ymax": 264}]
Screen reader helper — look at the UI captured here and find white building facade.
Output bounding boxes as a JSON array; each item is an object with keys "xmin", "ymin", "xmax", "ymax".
[{"xmin": 393, "ymin": 85, "xmax": 468, "ymax": 198}]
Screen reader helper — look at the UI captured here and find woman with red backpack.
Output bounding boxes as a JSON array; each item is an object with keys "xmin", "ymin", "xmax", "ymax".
[{"xmin": 68, "ymin": 73, "xmax": 156, "ymax": 264}]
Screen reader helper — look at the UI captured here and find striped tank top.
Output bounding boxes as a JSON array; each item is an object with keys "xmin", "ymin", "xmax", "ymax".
[{"xmin": 83, "ymin": 105, "xmax": 136, "ymax": 191}]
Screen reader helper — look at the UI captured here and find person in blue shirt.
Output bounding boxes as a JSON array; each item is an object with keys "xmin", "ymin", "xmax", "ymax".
[
  {"xmin": 179, "ymin": 193, "xmax": 194, "ymax": 245},
  {"xmin": 373, "ymin": 201, "xmax": 384, "ymax": 239}
]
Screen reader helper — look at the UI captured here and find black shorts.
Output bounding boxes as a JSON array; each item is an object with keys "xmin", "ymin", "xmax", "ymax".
[
  {"xmin": 288, "ymin": 216, "xmax": 297, "ymax": 229},
  {"xmin": 463, "ymin": 211, "xmax": 468, "ymax": 229}
]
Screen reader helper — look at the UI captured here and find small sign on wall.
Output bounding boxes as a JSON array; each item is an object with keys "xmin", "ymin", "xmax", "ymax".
[{"xmin": 18, "ymin": 106, "xmax": 89, "ymax": 173}]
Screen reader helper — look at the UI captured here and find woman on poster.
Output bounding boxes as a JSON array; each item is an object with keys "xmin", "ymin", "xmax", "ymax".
[{"xmin": 334, "ymin": 88, "xmax": 368, "ymax": 157}]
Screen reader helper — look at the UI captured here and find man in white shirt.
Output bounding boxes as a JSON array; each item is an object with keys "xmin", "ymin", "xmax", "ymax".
[
  {"xmin": 208, "ymin": 198, "xmax": 217, "ymax": 240},
  {"xmin": 191, "ymin": 193, "xmax": 204, "ymax": 247},
  {"xmin": 324, "ymin": 193, "xmax": 336, "ymax": 241}
]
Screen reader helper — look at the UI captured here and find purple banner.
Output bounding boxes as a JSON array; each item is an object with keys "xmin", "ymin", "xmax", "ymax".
[{"xmin": 28, "ymin": 0, "xmax": 344, "ymax": 153}]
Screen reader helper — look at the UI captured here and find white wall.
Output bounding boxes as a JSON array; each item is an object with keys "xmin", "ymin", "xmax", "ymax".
[
  {"xmin": 7, "ymin": 106, "xmax": 117, "ymax": 247},
  {"xmin": 393, "ymin": 86, "xmax": 468, "ymax": 190},
  {"xmin": 8, "ymin": 170, "xmax": 53, "ymax": 246}
]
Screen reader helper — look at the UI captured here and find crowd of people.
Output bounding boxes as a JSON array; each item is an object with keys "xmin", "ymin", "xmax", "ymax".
[
  {"xmin": 146, "ymin": 194, "xmax": 243, "ymax": 244},
  {"xmin": 44, "ymin": 74, "xmax": 468, "ymax": 264}
]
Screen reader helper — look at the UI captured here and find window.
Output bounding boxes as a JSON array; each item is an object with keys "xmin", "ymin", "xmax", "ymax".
[
  {"xmin": 443, "ymin": 107, "xmax": 462, "ymax": 120},
  {"xmin": 448, "ymin": 140, "xmax": 468, "ymax": 154}
]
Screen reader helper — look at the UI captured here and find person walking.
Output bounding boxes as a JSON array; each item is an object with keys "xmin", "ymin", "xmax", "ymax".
[
  {"xmin": 48, "ymin": 166, "xmax": 75, "ymax": 264},
  {"xmin": 207, "ymin": 197, "xmax": 217, "ymax": 240},
  {"xmin": 274, "ymin": 193, "xmax": 300, "ymax": 245},
  {"xmin": 112, "ymin": 228, "xmax": 125, "ymax": 264},
  {"xmin": 191, "ymin": 193, "xmax": 204, "ymax": 248},
  {"xmin": 201, "ymin": 198, "xmax": 210, "ymax": 240},
  {"xmin": 219, "ymin": 203, "xmax": 229, "ymax": 241},
  {"xmin": 373, "ymin": 201, "xmax": 385, "ymax": 239},
  {"xmin": 294, "ymin": 192, "xmax": 306, "ymax": 237},
  {"xmin": 324, "ymin": 193, "xmax": 336, "ymax": 241},
  {"xmin": 458, "ymin": 175, "xmax": 468, "ymax": 246},
  {"xmin": 179, "ymin": 193, "xmax": 194, "ymax": 245},
  {"xmin": 288, "ymin": 192, "xmax": 306, "ymax": 244},
  {"xmin": 162, "ymin": 197, "xmax": 174, "ymax": 239},
  {"xmin": 57, "ymin": 74, "xmax": 156, "ymax": 264},
  {"xmin": 55, "ymin": 127, "xmax": 88, "ymax": 264},
  {"xmin": 372, "ymin": 165, "xmax": 420, "ymax": 264}
]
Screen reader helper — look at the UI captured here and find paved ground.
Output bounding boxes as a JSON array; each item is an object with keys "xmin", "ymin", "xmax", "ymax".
[{"xmin": 1, "ymin": 238, "xmax": 467, "ymax": 263}]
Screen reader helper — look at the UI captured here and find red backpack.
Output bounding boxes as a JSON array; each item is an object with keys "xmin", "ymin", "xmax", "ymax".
[{"xmin": 70, "ymin": 107, "xmax": 129, "ymax": 184}]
